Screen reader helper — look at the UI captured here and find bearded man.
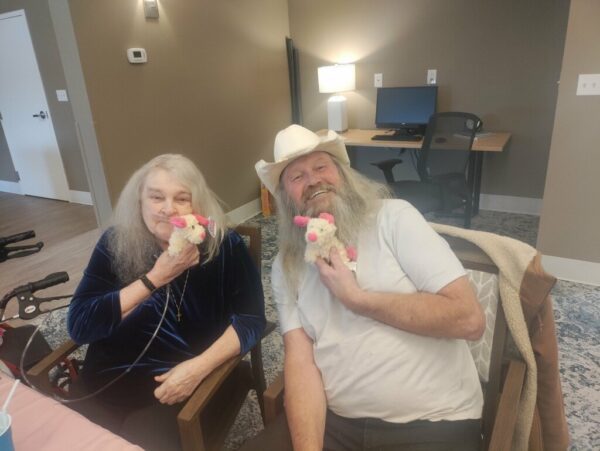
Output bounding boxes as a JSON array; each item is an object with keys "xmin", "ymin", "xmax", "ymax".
[{"xmin": 247, "ymin": 125, "xmax": 486, "ymax": 451}]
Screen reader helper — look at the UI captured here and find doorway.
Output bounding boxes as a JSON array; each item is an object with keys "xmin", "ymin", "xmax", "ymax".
[{"xmin": 0, "ymin": 9, "xmax": 70, "ymax": 201}]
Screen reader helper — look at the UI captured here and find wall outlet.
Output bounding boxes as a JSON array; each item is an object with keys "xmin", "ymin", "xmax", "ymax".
[
  {"xmin": 427, "ymin": 69, "xmax": 437, "ymax": 85},
  {"xmin": 374, "ymin": 73, "xmax": 383, "ymax": 88},
  {"xmin": 576, "ymin": 74, "xmax": 600, "ymax": 96}
]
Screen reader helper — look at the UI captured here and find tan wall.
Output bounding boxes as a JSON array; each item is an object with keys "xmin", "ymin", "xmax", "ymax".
[
  {"xmin": 0, "ymin": 0, "xmax": 88, "ymax": 191},
  {"xmin": 537, "ymin": 0, "xmax": 600, "ymax": 263},
  {"xmin": 288, "ymin": 0, "xmax": 569, "ymax": 199},
  {"xmin": 68, "ymin": 0, "xmax": 290, "ymax": 209}
]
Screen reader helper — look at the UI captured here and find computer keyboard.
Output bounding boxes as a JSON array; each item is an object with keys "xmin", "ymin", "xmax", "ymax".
[{"xmin": 372, "ymin": 134, "xmax": 423, "ymax": 142}]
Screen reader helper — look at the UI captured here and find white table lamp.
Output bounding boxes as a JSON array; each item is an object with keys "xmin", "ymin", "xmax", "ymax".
[{"xmin": 318, "ymin": 64, "xmax": 355, "ymax": 132}]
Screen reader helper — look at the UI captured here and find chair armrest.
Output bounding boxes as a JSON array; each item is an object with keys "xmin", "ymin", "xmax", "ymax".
[
  {"xmin": 178, "ymin": 354, "xmax": 243, "ymax": 423},
  {"xmin": 177, "ymin": 322, "xmax": 276, "ymax": 450},
  {"xmin": 488, "ymin": 359, "xmax": 526, "ymax": 451},
  {"xmin": 177, "ymin": 354, "xmax": 244, "ymax": 451},
  {"xmin": 178, "ymin": 322, "xmax": 277, "ymax": 424},
  {"xmin": 264, "ymin": 371, "xmax": 284, "ymax": 425},
  {"xmin": 26, "ymin": 339, "xmax": 79, "ymax": 393}
]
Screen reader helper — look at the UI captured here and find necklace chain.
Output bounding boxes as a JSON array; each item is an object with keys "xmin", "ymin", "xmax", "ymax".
[{"xmin": 167, "ymin": 269, "xmax": 190, "ymax": 322}]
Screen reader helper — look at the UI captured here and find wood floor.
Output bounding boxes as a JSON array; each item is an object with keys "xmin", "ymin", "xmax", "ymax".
[{"xmin": 0, "ymin": 192, "xmax": 99, "ymax": 320}]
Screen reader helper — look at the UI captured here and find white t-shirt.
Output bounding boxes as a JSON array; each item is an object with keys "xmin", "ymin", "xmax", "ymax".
[{"xmin": 273, "ymin": 200, "xmax": 483, "ymax": 423}]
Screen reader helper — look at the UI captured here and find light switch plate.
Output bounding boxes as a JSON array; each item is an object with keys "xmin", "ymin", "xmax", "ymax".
[
  {"xmin": 374, "ymin": 73, "xmax": 383, "ymax": 88},
  {"xmin": 427, "ymin": 69, "xmax": 437, "ymax": 85},
  {"xmin": 56, "ymin": 90, "xmax": 68, "ymax": 102},
  {"xmin": 576, "ymin": 74, "xmax": 600, "ymax": 96}
]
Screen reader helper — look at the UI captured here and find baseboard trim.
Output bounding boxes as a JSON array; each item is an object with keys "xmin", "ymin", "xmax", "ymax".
[
  {"xmin": 70, "ymin": 190, "xmax": 93, "ymax": 205},
  {"xmin": 226, "ymin": 198, "xmax": 261, "ymax": 225},
  {"xmin": 0, "ymin": 180, "xmax": 22, "ymax": 194},
  {"xmin": 542, "ymin": 255, "xmax": 600, "ymax": 286},
  {"xmin": 478, "ymin": 194, "xmax": 542, "ymax": 215}
]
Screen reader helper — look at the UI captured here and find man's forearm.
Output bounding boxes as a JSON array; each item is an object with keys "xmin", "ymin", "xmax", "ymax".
[
  {"xmin": 356, "ymin": 290, "xmax": 482, "ymax": 340},
  {"xmin": 316, "ymin": 254, "xmax": 485, "ymax": 341},
  {"xmin": 348, "ymin": 277, "xmax": 485, "ymax": 340},
  {"xmin": 284, "ymin": 358, "xmax": 327, "ymax": 451}
]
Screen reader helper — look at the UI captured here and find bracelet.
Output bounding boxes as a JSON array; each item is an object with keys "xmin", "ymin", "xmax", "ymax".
[{"xmin": 139, "ymin": 274, "xmax": 157, "ymax": 292}]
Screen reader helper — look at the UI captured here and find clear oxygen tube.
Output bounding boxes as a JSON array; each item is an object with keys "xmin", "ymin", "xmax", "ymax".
[{"xmin": 19, "ymin": 287, "xmax": 172, "ymax": 404}]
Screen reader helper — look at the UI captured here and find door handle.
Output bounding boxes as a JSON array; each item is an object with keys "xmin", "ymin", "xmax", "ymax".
[{"xmin": 33, "ymin": 111, "xmax": 47, "ymax": 119}]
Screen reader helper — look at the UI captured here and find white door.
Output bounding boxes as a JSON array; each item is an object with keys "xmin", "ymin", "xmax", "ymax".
[{"xmin": 0, "ymin": 10, "xmax": 70, "ymax": 201}]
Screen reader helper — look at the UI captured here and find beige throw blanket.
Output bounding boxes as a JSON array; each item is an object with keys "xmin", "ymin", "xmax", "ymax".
[{"xmin": 431, "ymin": 223, "xmax": 538, "ymax": 451}]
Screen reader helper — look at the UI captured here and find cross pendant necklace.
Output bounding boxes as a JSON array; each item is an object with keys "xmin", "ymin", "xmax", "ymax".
[{"xmin": 168, "ymin": 269, "xmax": 190, "ymax": 323}]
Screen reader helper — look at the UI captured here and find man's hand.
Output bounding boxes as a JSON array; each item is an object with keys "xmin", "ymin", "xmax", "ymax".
[
  {"xmin": 315, "ymin": 247, "xmax": 364, "ymax": 312},
  {"xmin": 147, "ymin": 242, "xmax": 200, "ymax": 288},
  {"xmin": 153, "ymin": 358, "xmax": 207, "ymax": 405}
]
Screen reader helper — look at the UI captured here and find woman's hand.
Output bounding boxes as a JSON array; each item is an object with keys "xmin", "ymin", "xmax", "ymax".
[
  {"xmin": 147, "ymin": 242, "xmax": 200, "ymax": 288},
  {"xmin": 153, "ymin": 358, "xmax": 208, "ymax": 405}
]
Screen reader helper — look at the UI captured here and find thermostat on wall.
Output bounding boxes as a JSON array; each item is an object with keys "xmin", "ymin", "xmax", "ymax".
[{"xmin": 127, "ymin": 48, "xmax": 147, "ymax": 64}]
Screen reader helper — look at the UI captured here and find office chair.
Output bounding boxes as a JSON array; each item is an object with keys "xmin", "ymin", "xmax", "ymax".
[
  {"xmin": 371, "ymin": 112, "xmax": 481, "ymax": 228},
  {"xmin": 28, "ymin": 224, "xmax": 275, "ymax": 451}
]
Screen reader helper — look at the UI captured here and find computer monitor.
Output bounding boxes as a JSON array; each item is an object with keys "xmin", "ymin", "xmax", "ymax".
[{"xmin": 375, "ymin": 86, "xmax": 438, "ymax": 135}]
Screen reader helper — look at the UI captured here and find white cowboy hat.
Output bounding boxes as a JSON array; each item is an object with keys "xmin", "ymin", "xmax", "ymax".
[{"xmin": 255, "ymin": 124, "xmax": 350, "ymax": 194}]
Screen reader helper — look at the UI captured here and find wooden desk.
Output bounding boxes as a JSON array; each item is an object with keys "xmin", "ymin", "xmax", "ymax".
[
  {"xmin": 339, "ymin": 129, "xmax": 511, "ymax": 215},
  {"xmin": 340, "ymin": 129, "xmax": 510, "ymax": 152}
]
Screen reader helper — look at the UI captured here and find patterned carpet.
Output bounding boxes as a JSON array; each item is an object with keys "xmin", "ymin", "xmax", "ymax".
[{"xmin": 28, "ymin": 210, "xmax": 599, "ymax": 450}]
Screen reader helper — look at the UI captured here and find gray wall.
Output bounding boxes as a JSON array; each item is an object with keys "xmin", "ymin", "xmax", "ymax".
[
  {"xmin": 288, "ymin": 0, "xmax": 570, "ymax": 199},
  {"xmin": 537, "ymin": 0, "xmax": 600, "ymax": 264},
  {"xmin": 0, "ymin": 0, "xmax": 88, "ymax": 191}
]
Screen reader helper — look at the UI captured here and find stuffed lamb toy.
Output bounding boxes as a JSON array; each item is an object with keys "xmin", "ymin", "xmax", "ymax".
[
  {"xmin": 168, "ymin": 214, "xmax": 209, "ymax": 256},
  {"xmin": 293, "ymin": 212, "xmax": 357, "ymax": 270}
]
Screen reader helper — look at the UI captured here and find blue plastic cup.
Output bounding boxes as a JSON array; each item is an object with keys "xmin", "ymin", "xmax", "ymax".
[{"xmin": 0, "ymin": 411, "xmax": 14, "ymax": 451}]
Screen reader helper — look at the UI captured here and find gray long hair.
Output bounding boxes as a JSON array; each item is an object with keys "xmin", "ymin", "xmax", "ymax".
[
  {"xmin": 275, "ymin": 158, "xmax": 391, "ymax": 295},
  {"xmin": 108, "ymin": 153, "xmax": 227, "ymax": 284}
]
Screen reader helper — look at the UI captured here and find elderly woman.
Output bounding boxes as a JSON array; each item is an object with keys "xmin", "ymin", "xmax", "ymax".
[{"xmin": 67, "ymin": 154, "xmax": 265, "ymax": 450}]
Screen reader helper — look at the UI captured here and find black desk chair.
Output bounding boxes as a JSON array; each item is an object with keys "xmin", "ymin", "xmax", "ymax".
[{"xmin": 371, "ymin": 112, "xmax": 480, "ymax": 228}]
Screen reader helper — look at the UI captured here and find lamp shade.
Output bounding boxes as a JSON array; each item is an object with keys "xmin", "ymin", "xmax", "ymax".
[{"xmin": 318, "ymin": 64, "xmax": 355, "ymax": 93}]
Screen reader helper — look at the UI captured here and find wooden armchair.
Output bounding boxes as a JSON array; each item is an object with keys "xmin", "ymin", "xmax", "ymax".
[
  {"xmin": 27, "ymin": 224, "xmax": 274, "ymax": 451},
  {"xmin": 263, "ymin": 234, "xmax": 528, "ymax": 451}
]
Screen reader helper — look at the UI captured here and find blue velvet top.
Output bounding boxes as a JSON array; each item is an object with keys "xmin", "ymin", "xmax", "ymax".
[{"xmin": 67, "ymin": 229, "xmax": 265, "ymax": 406}]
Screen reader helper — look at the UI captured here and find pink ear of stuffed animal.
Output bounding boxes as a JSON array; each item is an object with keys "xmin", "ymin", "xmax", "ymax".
[
  {"xmin": 293, "ymin": 215, "xmax": 311, "ymax": 228},
  {"xmin": 170, "ymin": 217, "xmax": 187, "ymax": 228},
  {"xmin": 194, "ymin": 214, "xmax": 209, "ymax": 226},
  {"xmin": 318, "ymin": 212, "xmax": 335, "ymax": 224}
]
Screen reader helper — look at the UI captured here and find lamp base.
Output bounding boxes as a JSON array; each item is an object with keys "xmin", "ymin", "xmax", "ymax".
[{"xmin": 327, "ymin": 95, "xmax": 348, "ymax": 132}]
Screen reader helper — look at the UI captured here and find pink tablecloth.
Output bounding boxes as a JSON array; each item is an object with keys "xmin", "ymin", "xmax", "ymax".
[{"xmin": 0, "ymin": 374, "xmax": 141, "ymax": 450}]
